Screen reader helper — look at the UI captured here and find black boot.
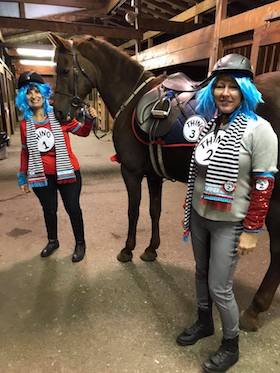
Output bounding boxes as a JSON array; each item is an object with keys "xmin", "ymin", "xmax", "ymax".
[
  {"xmin": 202, "ymin": 336, "xmax": 239, "ymax": 372},
  {"xmin": 72, "ymin": 241, "xmax": 86, "ymax": 263},
  {"xmin": 40, "ymin": 239, "xmax": 59, "ymax": 258},
  {"xmin": 176, "ymin": 308, "xmax": 214, "ymax": 346}
]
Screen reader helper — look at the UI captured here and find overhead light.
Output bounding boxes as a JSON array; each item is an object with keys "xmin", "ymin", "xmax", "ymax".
[
  {"xmin": 125, "ymin": 11, "xmax": 137, "ymax": 25},
  {"xmin": 19, "ymin": 59, "xmax": 56, "ymax": 66},
  {"xmin": 17, "ymin": 48, "xmax": 55, "ymax": 58}
]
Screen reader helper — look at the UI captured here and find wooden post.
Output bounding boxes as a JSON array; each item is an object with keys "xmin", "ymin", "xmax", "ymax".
[
  {"xmin": 250, "ymin": 26, "xmax": 263, "ymax": 75},
  {"xmin": 135, "ymin": 0, "xmax": 142, "ymax": 54},
  {"xmin": 208, "ymin": 0, "xmax": 228, "ymax": 74}
]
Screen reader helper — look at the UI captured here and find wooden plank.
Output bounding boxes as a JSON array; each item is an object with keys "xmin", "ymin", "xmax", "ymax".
[
  {"xmin": 136, "ymin": 25, "xmax": 213, "ymax": 69},
  {"xmin": 15, "ymin": 63, "xmax": 55, "ymax": 76},
  {"xmin": 208, "ymin": 0, "xmax": 228, "ymax": 73},
  {"xmin": 19, "ymin": 1, "xmax": 25, "ymax": 18},
  {"xmin": 220, "ymin": 0, "xmax": 280, "ymax": 38},
  {"xmin": 0, "ymin": 16, "xmax": 142, "ymax": 39},
  {"xmin": 137, "ymin": 42, "xmax": 211, "ymax": 70},
  {"xmin": 139, "ymin": 17, "xmax": 204, "ymax": 33},
  {"xmin": 4, "ymin": 0, "xmax": 102, "ymax": 8},
  {"xmin": 250, "ymin": 27, "xmax": 263, "ymax": 72},
  {"xmin": 259, "ymin": 20, "xmax": 280, "ymax": 46}
]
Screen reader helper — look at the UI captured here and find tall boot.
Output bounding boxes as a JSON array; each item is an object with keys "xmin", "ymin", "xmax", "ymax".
[
  {"xmin": 72, "ymin": 241, "xmax": 86, "ymax": 263},
  {"xmin": 202, "ymin": 336, "xmax": 239, "ymax": 372},
  {"xmin": 40, "ymin": 239, "xmax": 59, "ymax": 257},
  {"xmin": 176, "ymin": 308, "xmax": 214, "ymax": 346}
]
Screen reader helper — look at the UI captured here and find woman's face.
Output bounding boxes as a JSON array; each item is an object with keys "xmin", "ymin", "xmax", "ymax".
[
  {"xmin": 213, "ymin": 75, "xmax": 242, "ymax": 114},
  {"xmin": 26, "ymin": 86, "xmax": 43, "ymax": 110}
]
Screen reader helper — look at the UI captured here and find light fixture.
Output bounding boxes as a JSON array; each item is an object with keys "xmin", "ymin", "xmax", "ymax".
[
  {"xmin": 19, "ymin": 59, "xmax": 56, "ymax": 66},
  {"xmin": 125, "ymin": 10, "xmax": 136, "ymax": 25},
  {"xmin": 17, "ymin": 48, "xmax": 55, "ymax": 58}
]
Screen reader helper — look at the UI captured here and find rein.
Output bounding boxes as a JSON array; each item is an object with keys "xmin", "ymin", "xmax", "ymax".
[{"xmin": 114, "ymin": 72, "xmax": 155, "ymax": 121}]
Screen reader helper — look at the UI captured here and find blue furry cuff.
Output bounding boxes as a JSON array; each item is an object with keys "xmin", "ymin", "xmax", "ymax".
[{"xmin": 17, "ymin": 172, "xmax": 27, "ymax": 186}]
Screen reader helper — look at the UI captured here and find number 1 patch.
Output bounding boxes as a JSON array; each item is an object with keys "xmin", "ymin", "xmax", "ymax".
[
  {"xmin": 35, "ymin": 127, "xmax": 55, "ymax": 152},
  {"xmin": 183, "ymin": 115, "xmax": 207, "ymax": 142}
]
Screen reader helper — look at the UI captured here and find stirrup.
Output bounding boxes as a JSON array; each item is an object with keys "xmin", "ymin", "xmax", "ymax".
[{"xmin": 151, "ymin": 95, "xmax": 172, "ymax": 119}]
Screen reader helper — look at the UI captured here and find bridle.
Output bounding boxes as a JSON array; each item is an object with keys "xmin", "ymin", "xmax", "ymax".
[
  {"xmin": 55, "ymin": 48, "xmax": 94, "ymax": 110},
  {"xmin": 55, "ymin": 43, "xmax": 155, "ymax": 121}
]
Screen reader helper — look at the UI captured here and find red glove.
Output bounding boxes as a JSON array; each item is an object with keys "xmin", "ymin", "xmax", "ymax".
[{"xmin": 243, "ymin": 176, "xmax": 274, "ymax": 232}]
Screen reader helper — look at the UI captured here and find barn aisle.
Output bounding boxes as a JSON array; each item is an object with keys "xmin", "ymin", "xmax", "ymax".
[{"xmin": 0, "ymin": 130, "xmax": 279, "ymax": 373}]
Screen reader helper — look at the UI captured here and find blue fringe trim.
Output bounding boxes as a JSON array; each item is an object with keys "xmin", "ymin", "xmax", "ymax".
[
  {"xmin": 29, "ymin": 180, "xmax": 48, "ymax": 188},
  {"xmin": 202, "ymin": 195, "xmax": 233, "ymax": 203},
  {"xmin": 182, "ymin": 229, "xmax": 190, "ymax": 242}
]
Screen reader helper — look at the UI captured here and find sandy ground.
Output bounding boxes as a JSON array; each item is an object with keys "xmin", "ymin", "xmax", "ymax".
[{"xmin": 0, "ymin": 128, "xmax": 279, "ymax": 373}]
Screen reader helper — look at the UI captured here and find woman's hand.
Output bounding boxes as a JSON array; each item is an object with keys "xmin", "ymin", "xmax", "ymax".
[
  {"xmin": 237, "ymin": 232, "xmax": 258, "ymax": 256},
  {"xmin": 20, "ymin": 184, "xmax": 30, "ymax": 193},
  {"xmin": 85, "ymin": 105, "xmax": 97, "ymax": 119}
]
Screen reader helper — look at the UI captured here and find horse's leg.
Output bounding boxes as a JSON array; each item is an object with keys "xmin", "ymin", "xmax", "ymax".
[
  {"xmin": 117, "ymin": 165, "xmax": 143, "ymax": 263},
  {"xmin": 140, "ymin": 175, "xmax": 163, "ymax": 262},
  {"xmin": 240, "ymin": 201, "xmax": 280, "ymax": 331}
]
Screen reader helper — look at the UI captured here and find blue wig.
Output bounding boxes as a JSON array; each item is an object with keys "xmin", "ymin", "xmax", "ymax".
[
  {"xmin": 196, "ymin": 73, "xmax": 264, "ymax": 121},
  {"xmin": 16, "ymin": 82, "xmax": 53, "ymax": 120}
]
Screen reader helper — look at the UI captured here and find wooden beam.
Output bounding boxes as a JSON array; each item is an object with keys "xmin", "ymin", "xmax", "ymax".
[
  {"xmin": 136, "ymin": 25, "xmax": 213, "ymax": 70},
  {"xmin": 0, "ymin": 16, "xmax": 142, "ymax": 39},
  {"xmin": 0, "ymin": 43, "xmax": 53, "ymax": 50},
  {"xmin": 120, "ymin": 0, "xmax": 216, "ymax": 49},
  {"xmin": 139, "ymin": 16, "xmax": 204, "ymax": 33},
  {"xmin": 220, "ymin": 0, "xmax": 280, "ymax": 38},
  {"xmin": 19, "ymin": 1, "xmax": 25, "ymax": 18},
  {"xmin": 208, "ymin": 0, "xmax": 228, "ymax": 73},
  {"xmin": 105, "ymin": 1, "xmax": 124, "ymax": 13},
  {"xmin": 3, "ymin": 0, "xmax": 101, "ymax": 8}
]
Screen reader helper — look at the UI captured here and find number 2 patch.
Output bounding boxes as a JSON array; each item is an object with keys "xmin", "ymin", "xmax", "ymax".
[
  {"xmin": 35, "ymin": 127, "xmax": 55, "ymax": 153},
  {"xmin": 183, "ymin": 115, "xmax": 207, "ymax": 142},
  {"xmin": 195, "ymin": 130, "xmax": 226, "ymax": 166}
]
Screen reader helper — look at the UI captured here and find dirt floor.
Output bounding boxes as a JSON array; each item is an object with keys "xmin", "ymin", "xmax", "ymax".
[{"xmin": 0, "ymin": 128, "xmax": 279, "ymax": 373}]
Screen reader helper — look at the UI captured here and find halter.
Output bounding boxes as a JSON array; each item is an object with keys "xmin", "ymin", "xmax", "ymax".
[{"xmin": 55, "ymin": 48, "xmax": 94, "ymax": 110}]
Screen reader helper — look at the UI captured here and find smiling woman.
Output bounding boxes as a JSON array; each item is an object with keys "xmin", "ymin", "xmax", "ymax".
[
  {"xmin": 178, "ymin": 54, "xmax": 278, "ymax": 372},
  {"xmin": 15, "ymin": 71, "xmax": 97, "ymax": 263}
]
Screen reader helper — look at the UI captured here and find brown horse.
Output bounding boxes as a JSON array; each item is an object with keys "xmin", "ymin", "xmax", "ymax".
[{"xmin": 49, "ymin": 33, "xmax": 280, "ymax": 332}]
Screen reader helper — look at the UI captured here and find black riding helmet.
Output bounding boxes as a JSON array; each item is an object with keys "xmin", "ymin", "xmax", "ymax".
[
  {"xmin": 198, "ymin": 54, "xmax": 254, "ymax": 89},
  {"xmin": 18, "ymin": 71, "xmax": 45, "ymax": 89},
  {"xmin": 211, "ymin": 53, "xmax": 254, "ymax": 79}
]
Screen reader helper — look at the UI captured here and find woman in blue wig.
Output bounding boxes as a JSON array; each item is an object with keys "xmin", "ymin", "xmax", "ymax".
[
  {"xmin": 16, "ymin": 71, "xmax": 97, "ymax": 263},
  {"xmin": 176, "ymin": 54, "xmax": 278, "ymax": 372}
]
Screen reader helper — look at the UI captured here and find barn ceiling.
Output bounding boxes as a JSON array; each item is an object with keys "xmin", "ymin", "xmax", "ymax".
[{"xmin": 0, "ymin": 0, "xmax": 277, "ymax": 72}]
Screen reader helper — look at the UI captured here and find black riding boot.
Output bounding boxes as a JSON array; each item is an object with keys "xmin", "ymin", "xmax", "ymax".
[
  {"xmin": 176, "ymin": 308, "xmax": 214, "ymax": 346},
  {"xmin": 202, "ymin": 336, "xmax": 239, "ymax": 372},
  {"xmin": 40, "ymin": 239, "xmax": 59, "ymax": 257},
  {"xmin": 72, "ymin": 241, "xmax": 86, "ymax": 263}
]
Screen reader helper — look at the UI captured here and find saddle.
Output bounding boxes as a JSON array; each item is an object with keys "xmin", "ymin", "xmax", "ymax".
[{"xmin": 136, "ymin": 72, "xmax": 200, "ymax": 138}]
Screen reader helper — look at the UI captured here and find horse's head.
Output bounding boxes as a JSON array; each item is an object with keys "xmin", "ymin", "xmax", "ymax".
[{"xmin": 48, "ymin": 33, "xmax": 96, "ymax": 121}]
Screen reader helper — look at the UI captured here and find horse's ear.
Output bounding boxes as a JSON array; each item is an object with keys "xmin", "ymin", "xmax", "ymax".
[{"xmin": 48, "ymin": 33, "xmax": 71, "ymax": 51}]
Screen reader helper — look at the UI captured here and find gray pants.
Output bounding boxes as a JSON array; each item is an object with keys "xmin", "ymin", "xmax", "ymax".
[{"xmin": 191, "ymin": 208, "xmax": 243, "ymax": 339}]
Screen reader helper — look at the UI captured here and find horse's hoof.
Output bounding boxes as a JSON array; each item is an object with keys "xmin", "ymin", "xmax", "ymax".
[
  {"xmin": 140, "ymin": 250, "xmax": 157, "ymax": 262},
  {"xmin": 240, "ymin": 310, "xmax": 259, "ymax": 332},
  {"xmin": 117, "ymin": 249, "xmax": 133, "ymax": 263}
]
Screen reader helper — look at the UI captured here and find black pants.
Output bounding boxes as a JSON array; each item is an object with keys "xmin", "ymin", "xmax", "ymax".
[{"xmin": 33, "ymin": 170, "xmax": 85, "ymax": 243}]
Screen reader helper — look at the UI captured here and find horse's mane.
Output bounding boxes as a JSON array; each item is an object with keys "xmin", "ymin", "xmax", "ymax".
[{"xmin": 73, "ymin": 35, "xmax": 145, "ymax": 72}]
